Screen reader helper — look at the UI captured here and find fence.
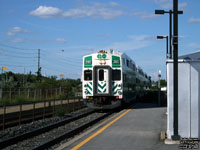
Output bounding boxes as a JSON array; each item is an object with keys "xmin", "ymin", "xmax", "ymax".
[
  {"xmin": 0, "ymin": 87, "xmax": 81, "ymax": 105},
  {"xmin": 0, "ymin": 98, "xmax": 84, "ymax": 130}
]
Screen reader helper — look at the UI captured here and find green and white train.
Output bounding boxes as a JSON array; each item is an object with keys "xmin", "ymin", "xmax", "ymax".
[{"xmin": 82, "ymin": 50, "xmax": 151, "ymax": 109}]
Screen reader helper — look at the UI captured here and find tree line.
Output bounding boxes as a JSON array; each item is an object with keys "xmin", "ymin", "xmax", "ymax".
[{"xmin": 0, "ymin": 71, "xmax": 82, "ymax": 96}]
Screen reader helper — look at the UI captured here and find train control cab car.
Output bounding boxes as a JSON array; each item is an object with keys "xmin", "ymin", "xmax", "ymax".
[{"xmin": 82, "ymin": 50, "xmax": 151, "ymax": 109}]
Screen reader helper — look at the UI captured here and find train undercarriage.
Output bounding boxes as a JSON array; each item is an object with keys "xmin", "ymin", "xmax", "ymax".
[{"xmin": 84, "ymin": 96, "xmax": 122, "ymax": 109}]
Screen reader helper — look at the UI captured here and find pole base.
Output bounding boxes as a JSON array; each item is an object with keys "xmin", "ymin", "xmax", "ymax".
[{"xmin": 171, "ymin": 135, "xmax": 181, "ymax": 141}]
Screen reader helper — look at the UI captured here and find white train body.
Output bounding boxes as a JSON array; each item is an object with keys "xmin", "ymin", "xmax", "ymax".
[{"xmin": 82, "ymin": 50, "xmax": 151, "ymax": 109}]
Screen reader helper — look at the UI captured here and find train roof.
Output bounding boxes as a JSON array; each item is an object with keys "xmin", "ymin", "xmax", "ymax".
[{"xmin": 83, "ymin": 49, "xmax": 122, "ymax": 57}]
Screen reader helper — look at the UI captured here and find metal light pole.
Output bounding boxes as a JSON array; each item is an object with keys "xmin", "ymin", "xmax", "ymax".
[
  {"xmin": 169, "ymin": 10, "xmax": 172, "ymax": 59},
  {"xmin": 158, "ymin": 70, "xmax": 161, "ymax": 107},
  {"xmin": 172, "ymin": 0, "xmax": 180, "ymax": 140},
  {"xmin": 157, "ymin": 36, "xmax": 169, "ymax": 59},
  {"xmin": 155, "ymin": 0, "xmax": 183, "ymax": 140},
  {"xmin": 155, "ymin": 10, "xmax": 182, "ymax": 59}
]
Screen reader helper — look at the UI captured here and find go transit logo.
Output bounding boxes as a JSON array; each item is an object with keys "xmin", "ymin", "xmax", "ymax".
[{"xmin": 97, "ymin": 54, "xmax": 107, "ymax": 59}]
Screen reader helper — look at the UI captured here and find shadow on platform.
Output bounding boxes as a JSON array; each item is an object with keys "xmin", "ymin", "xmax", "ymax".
[{"xmin": 130, "ymin": 102, "xmax": 166, "ymax": 109}]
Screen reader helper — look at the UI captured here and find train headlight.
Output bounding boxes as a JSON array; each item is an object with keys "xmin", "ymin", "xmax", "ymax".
[{"xmin": 118, "ymin": 91, "xmax": 122, "ymax": 95}]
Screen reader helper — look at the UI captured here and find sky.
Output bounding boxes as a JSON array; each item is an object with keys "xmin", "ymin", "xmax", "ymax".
[{"xmin": 0, "ymin": 0, "xmax": 200, "ymax": 81}]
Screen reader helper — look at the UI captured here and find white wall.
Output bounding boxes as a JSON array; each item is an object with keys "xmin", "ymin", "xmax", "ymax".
[{"xmin": 167, "ymin": 61, "xmax": 200, "ymax": 139}]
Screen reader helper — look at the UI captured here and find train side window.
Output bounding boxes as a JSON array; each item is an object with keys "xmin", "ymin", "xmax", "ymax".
[
  {"xmin": 112, "ymin": 70, "xmax": 121, "ymax": 81},
  {"xmin": 126, "ymin": 60, "xmax": 129, "ymax": 67},
  {"xmin": 133, "ymin": 64, "xmax": 136, "ymax": 71},
  {"xmin": 99, "ymin": 69, "xmax": 104, "ymax": 81},
  {"xmin": 123, "ymin": 74, "xmax": 127, "ymax": 82},
  {"xmin": 123, "ymin": 58, "xmax": 125, "ymax": 65},
  {"xmin": 84, "ymin": 70, "xmax": 92, "ymax": 80}
]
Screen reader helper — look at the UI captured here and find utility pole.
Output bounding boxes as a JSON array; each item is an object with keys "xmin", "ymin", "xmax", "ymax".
[
  {"xmin": 37, "ymin": 49, "xmax": 41, "ymax": 82},
  {"xmin": 1, "ymin": 68, "xmax": 3, "ymax": 88},
  {"xmin": 38, "ymin": 49, "xmax": 40, "ymax": 76},
  {"xmin": 23, "ymin": 67, "xmax": 26, "ymax": 87},
  {"xmin": 172, "ymin": 0, "xmax": 180, "ymax": 140}
]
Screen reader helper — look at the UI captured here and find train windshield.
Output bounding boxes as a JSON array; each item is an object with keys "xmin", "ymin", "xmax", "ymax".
[
  {"xmin": 99, "ymin": 69, "xmax": 104, "ymax": 81},
  {"xmin": 84, "ymin": 70, "xmax": 92, "ymax": 80},
  {"xmin": 112, "ymin": 70, "xmax": 121, "ymax": 81}
]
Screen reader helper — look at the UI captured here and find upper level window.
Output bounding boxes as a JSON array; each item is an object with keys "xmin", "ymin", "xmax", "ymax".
[
  {"xmin": 123, "ymin": 58, "xmax": 125, "ymax": 65},
  {"xmin": 84, "ymin": 70, "xmax": 92, "ymax": 80},
  {"xmin": 133, "ymin": 64, "xmax": 136, "ymax": 71},
  {"xmin": 126, "ymin": 59, "xmax": 129, "ymax": 67}
]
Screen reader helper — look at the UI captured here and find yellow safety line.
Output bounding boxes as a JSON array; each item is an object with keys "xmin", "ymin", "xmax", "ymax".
[{"xmin": 71, "ymin": 109, "xmax": 132, "ymax": 150}]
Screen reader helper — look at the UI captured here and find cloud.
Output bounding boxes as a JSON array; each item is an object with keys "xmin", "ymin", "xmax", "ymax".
[
  {"xmin": 30, "ymin": 3, "xmax": 160, "ymax": 20},
  {"xmin": 109, "ymin": 2, "xmax": 120, "ymax": 7},
  {"xmin": 9, "ymin": 38, "xmax": 67, "ymax": 44},
  {"xmin": 30, "ymin": 6, "xmax": 62, "ymax": 18},
  {"xmin": 56, "ymin": 38, "xmax": 67, "ymax": 43},
  {"xmin": 154, "ymin": 0, "xmax": 172, "ymax": 9},
  {"xmin": 7, "ymin": 27, "xmax": 30, "ymax": 36},
  {"xmin": 130, "ymin": 10, "xmax": 158, "ymax": 19},
  {"xmin": 10, "ymin": 38, "xmax": 25, "ymax": 43},
  {"xmin": 154, "ymin": 0, "xmax": 187, "ymax": 10},
  {"xmin": 104, "ymin": 35, "xmax": 155, "ymax": 52},
  {"xmin": 179, "ymin": 2, "xmax": 187, "ymax": 9},
  {"xmin": 188, "ymin": 17, "xmax": 200, "ymax": 23},
  {"xmin": 96, "ymin": 33, "xmax": 111, "ymax": 37},
  {"xmin": 30, "ymin": 3, "xmax": 125, "ymax": 20}
]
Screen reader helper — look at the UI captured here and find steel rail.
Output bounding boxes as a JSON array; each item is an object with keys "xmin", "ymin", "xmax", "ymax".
[
  {"xmin": 0, "ymin": 110, "xmax": 94, "ymax": 149},
  {"xmin": 33, "ymin": 112, "xmax": 112, "ymax": 150}
]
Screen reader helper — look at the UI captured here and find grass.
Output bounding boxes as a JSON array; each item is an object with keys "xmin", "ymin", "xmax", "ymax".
[
  {"xmin": 0, "ymin": 96, "xmax": 34, "ymax": 105},
  {"xmin": 0, "ymin": 94, "xmax": 68, "ymax": 106}
]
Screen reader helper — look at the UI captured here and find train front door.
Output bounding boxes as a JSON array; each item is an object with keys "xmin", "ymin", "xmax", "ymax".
[{"xmin": 96, "ymin": 68, "xmax": 109, "ymax": 94}]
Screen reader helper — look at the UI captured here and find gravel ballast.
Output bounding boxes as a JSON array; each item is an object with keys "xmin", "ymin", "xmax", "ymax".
[
  {"xmin": 0, "ymin": 107, "xmax": 90, "ymax": 142},
  {"xmin": 1, "ymin": 109, "xmax": 107, "ymax": 150}
]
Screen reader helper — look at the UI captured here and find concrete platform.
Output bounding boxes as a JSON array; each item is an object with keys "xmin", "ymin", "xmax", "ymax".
[{"xmin": 57, "ymin": 103, "xmax": 184, "ymax": 150}]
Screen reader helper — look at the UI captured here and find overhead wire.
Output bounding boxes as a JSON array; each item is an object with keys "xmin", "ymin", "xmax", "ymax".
[
  {"xmin": 41, "ymin": 59, "xmax": 81, "ymax": 71},
  {"xmin": 0, "ymin": 43, "xmax": 38, "ymax": 51},
  {"xmin": 42, "ymin": 66, "xmax": 81, "ymax": 76},
  {"xmin": 42, "ymin": 56, "xmax": 81, "ymax": 68},
  {"xmin": 0, "ymin": 53, "xmax": 37, "ymax": 59},
  {"xmin": 0, "ymin": 64, "xmax": 36, "ymax": 67},
  {"xmin": 0, "ymin": 44, "xmax": 82, "ymax": 77},
  {"xmin": 0, "ymin": 49, "xmax": 38, "ymax": 55}
]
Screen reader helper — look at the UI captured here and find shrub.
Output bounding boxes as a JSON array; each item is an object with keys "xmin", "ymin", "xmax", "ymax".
[{"xmin": 55, "ymin": 106, "xmax": 67, "ymax": 116}]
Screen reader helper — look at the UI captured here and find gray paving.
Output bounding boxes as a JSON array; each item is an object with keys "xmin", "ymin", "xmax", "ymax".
[{"xmin": 64, "ymin": 103, "xmax": 188, "ymax": 150}]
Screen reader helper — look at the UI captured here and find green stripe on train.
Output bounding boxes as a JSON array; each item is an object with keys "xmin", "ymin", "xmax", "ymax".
[
  {"xmin": 113, "ymin": 84, "xmax": 118, "ymax": 91},
  {"xmin": 87, "ymin": 84, "xmax": 92, "ymax": 91},
  {"xmin": 114, "ymin": 89, "xmax": 119, "ymax": 95},
  {"xmin": 98, "ymin": 83, "xmax": 106, "ymax": 89},
  {"xmin": 86, "ymin": 89, "xmax": 91, "ymax": 95}
]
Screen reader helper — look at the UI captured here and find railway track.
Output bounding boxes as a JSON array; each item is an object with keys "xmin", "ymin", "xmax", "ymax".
[
  {"xmin": 0, "ymin": 108, "xmax": 114, "ymax": 150},
  {"xmin": 33, "ymin": 112, "xmax": 112, "ymax": 150},
  {"xmin": 0, "ymin": 109, "xmax": 95, "ymax": 149}
]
